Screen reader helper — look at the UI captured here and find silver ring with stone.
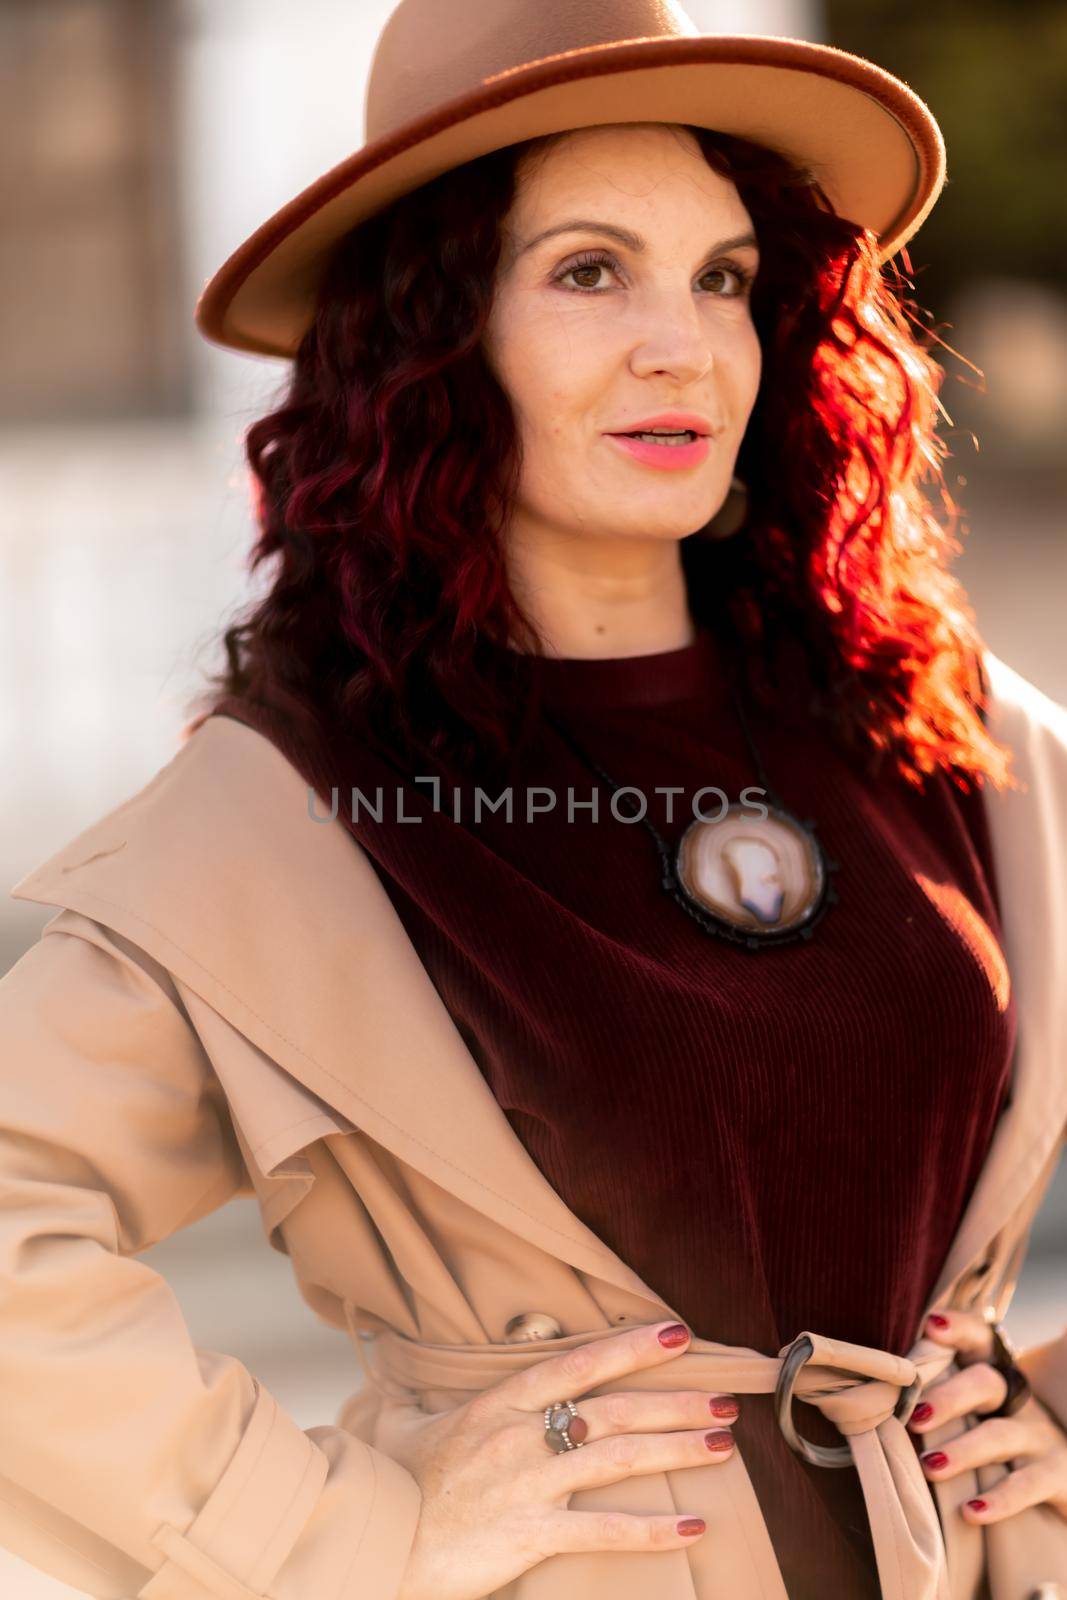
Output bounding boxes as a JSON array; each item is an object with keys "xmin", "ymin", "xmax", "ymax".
[{"xmin": 544, "ymin": 1398, "xmax": 588, "ymax": 1452}]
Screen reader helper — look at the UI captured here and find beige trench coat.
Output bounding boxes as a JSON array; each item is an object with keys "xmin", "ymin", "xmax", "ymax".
[{"xmin": 1, "ymin": 647, "xmax": 1066, "ymax": 1600}]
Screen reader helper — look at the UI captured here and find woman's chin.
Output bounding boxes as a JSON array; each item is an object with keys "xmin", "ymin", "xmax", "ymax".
[{"xmin": 581, "ymin": 500, "xmax": 725, "ymax": 544}]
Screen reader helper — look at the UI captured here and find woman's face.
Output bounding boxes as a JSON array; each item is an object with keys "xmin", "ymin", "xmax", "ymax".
[{"xmin": 484, "ymin": 122, "xmax": 762, "ymax": 551}]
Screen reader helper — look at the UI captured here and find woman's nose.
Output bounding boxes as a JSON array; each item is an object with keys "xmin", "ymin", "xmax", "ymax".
[
  {"xmin": 629, "ymin": 307, "xmax": 715, "ymax": 384},
  {"xmin": 631, "ymin": 345, "xmax": 715, "ymax": 385}
]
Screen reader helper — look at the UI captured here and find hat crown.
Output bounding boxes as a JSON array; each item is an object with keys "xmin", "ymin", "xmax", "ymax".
[{"xmin": 365, "ymin": 0, "xmax": 700, "ymax": 142}]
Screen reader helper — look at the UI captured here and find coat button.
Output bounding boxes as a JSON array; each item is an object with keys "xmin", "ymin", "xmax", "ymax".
[{"xmin": 504, "ymin": 1311, "xmax": 564, "ymax": 1343}]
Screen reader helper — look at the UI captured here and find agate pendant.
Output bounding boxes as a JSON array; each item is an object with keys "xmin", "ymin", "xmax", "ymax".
[{"xmin": 671, "ymin": 801, "xmax": 838, "ymax": 950}]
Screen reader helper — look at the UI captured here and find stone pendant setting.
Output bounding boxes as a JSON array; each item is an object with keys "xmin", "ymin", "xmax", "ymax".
[{"xmin": 671, "ymin": 800, "xmax": 839, "ymax": 950}]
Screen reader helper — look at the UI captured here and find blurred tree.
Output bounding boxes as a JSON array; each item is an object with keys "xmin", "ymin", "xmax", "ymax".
[{"xmin": 824, "ymin": 2, "xmax": 1067, "ymax": 309}]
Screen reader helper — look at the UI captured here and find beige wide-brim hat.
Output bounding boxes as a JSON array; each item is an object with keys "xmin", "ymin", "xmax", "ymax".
[{"xmin": 194, "ymin": 0, "xmax": 947, "ymax": 362}]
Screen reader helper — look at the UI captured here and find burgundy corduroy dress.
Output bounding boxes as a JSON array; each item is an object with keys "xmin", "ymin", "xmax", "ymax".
[{"xmin": 215, "ymin": 621, "xmax": 1016, "ymax": 1598}]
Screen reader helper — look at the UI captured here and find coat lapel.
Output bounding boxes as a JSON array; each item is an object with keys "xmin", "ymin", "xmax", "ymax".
[
  {"xmin": 9, "ymin": 712, "xmax": 671, "ymax": 1314},
  {"xmin": 10, "ymin": 649, "xmax": 1064, "ymax": 1323}
]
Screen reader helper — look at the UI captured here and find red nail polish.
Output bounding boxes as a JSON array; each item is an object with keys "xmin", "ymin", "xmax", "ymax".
[
  {"xmin": 967, "ymin": 1499, "xmax": 988, "ymax": 1513},
  {"xmin": 704, "ymin": 1429, "xmax": 734, "ymax": 1451},
  {"xmin": 928, "ymin": 1314, "xmax": 950, "ymax": 1328},
  {"xmin": 709, "ymin": 1396, "xmax": 739, "ymax": 1417},
  {"xmin": 921, "ymin": 1451, "xmax": 949, "ymax": 1470},
  {"xmin": 678, "ymin": 1518, "xmax": 706, "ymax": 1536},
  {"xmin": 910, "ymin": 1402, "xmax": 934, "ymax": 1424},
  {"xmin": 658, "ymin": 1323, "xmax": 690, "ymax": 1347}
]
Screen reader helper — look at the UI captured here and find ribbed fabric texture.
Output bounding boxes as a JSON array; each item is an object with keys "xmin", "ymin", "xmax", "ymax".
[{"xmin": 215, "ymin": 622, "xmax": 1015, "ymax": 1598}]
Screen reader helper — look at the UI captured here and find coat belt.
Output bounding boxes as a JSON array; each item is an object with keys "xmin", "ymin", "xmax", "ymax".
[{"xmin": 361, "ymin": 1321, "xmax": 960, "ymax": 1600}]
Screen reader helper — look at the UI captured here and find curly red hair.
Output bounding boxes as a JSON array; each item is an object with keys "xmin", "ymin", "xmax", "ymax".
[{"xmin": 187, "ymin": 125, "xmax": 1015, "ymax": 798}]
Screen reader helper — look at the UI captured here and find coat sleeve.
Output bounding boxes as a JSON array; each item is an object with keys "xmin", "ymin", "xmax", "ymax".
[{"xmin": 0, "ymin": 907, "xmax": 422, "ymax": 1600}]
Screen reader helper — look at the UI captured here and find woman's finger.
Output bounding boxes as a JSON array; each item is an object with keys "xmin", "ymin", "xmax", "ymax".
[
  {"xmin": 908, "ymin": 1358, "xmax": 1008, "ymax": 1434},
  {"xmin": 914, "ymin": 1411, "xmax": 1031, "ymax": 1481},
  {"xmin": 922, "ymin": 1308, "xmax": 997, "ymax": 1364},
  {"xmin": 956, "ymin": 1446, "xmax": 1067, "ymax": 1524},
  {"xmin": 560, "ymin": 1387, "xmax": 741, "ymax": 1444}
]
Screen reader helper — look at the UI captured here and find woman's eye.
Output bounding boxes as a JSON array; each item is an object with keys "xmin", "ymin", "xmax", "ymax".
[
  {"xmin": 554, "ymin": 253, "xmax": 752, "ymax": 297},
  {"xmin": 697, "ymin": 264, "xmax": 752, "ymax": 297},
  {"xmin": 555, "ymin": 254, "xmax": 617, "ymax": 291}
]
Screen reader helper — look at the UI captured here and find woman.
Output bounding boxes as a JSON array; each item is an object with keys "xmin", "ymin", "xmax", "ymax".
[{"xmin": 2, "ymin": 4, "xmax": 1066, "ymax": 1600}]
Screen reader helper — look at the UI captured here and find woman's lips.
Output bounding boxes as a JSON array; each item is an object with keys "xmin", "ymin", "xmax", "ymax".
[{"xmin": 605, "ymin": 432, "xmax": 712, "ymax": 470}]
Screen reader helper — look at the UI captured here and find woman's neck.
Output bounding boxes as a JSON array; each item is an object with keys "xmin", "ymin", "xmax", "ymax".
[{"xmin": 504, "ymin": 528, "xmax": 696, "ymax": 660}]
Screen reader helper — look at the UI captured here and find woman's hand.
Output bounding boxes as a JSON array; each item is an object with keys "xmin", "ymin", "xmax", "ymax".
[
  {"xmin": 907, "ymin": 1308, "xmax": 1067, "ymax": 1525},
  {"xmin": 376, "ymin": 1320, "xmax": 740, "ymax": 1600}
]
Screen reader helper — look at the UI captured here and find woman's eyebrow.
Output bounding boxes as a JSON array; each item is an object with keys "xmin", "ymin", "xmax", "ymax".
[{"xmin": 518, "ymin": 220, "xmax": 759, "ymax": 257}]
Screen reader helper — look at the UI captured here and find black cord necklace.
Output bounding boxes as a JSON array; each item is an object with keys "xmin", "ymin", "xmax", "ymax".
[{"xmin": 539, "ymin": 649, "xmax": 840, "ymax": 952}]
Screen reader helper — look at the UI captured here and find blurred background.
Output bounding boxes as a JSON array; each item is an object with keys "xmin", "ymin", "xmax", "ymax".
[{"xmin": 1, "ymin": 1, "xmax": 1064, "ymax": 1594}]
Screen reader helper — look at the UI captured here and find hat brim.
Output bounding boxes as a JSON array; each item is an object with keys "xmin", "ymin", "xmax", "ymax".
[{"xmin": 195, "ymin": 34, "xmax": 946, "ymax": 360}]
